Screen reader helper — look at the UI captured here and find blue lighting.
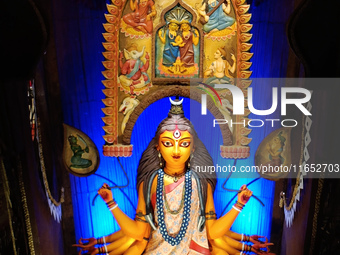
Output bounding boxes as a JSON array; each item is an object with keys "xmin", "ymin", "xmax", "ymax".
[
  {"xmin": 56, "ymin": 0, "xmax": 294, "ymax": 248},
  {"xmin": 67, "ymin": 96, "xmax": 276, "ymax": 242}
]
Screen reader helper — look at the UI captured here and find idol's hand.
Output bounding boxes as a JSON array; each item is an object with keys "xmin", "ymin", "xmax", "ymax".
[
  {"xmin": 237, "ymin": 185, "xmax": 252, "ymax": 205},
  {"xmin": 250, "ymin": 235, "xmax": 266, "ymax": 244},
  {"xmin": 252, "ymin": 244, "xmax": 275, "ymax": 255},
  {"xmin": 145, "ymin": 52, "xmax": 150, "ymax": 60},
  {"xmin": 73, "ymin": 237, "xmax": 99, "ymax": 255},
  {"xmin": 98, "ymin": 183, "xmax": 113, "ymax": 203},
  {"xmin": 73, "ymin": 237, "xmax": 96, "ymax": 249},
  {"xmin": 77, "ymin": 246, "xmax": 98, "ymax": 255},
  {"xmin": 252, "ymin": 242, "xmax": 274, "ymax": 250},
  {"xmin": 252, "ymin": 238, "xmax": 274, "ymax": 255}
]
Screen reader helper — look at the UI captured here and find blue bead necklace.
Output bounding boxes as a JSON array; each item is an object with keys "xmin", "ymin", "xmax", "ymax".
[{"xmin": 156, "ymin": 169, "xmax": 192, "ymax": 246}]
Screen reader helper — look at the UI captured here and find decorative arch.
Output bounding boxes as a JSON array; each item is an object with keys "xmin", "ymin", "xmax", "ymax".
[
  {"xmin": 102, "ymin": 0, "xmax": 253, "ymax": 158},
  {"xmin": 122, "ymin": 86, "xmax": 233, "ymax": 145}
]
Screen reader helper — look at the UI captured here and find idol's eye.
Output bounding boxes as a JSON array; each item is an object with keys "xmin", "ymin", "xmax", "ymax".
[
  {"xmin": 180, "ymin": 141, "xmax": 190, "ymax": 147},
  {"xmin": 162, "ymin": 141, "xmax": 173, "ymax": 147}
]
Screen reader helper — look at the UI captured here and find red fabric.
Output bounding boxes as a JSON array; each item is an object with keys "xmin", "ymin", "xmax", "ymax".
[{"xmin": 189, "ymin": 240, "xmax": 211, "ymax": 255}]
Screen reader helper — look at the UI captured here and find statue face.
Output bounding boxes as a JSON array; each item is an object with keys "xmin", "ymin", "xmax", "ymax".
[
  {"xmin": 169, "ymin": 23, "xmax": 179, "ymax": 32},
  {"xmin": 214, "ymin": 50, "xmax": 222, "ymax": 59},
  {"xmin": 181, "ymin": 23, "xmax": 190, "ymax": 31},
  {"xmin": 124, "ymin": 46, "xmax": 145, "ymax": 60},
  {"xmin": 140, "ymin": 0, "xmax": 147, "ymax": 7},
  {"xmin": 273, "ymin": 137, "xmax": 281, "ymax": 145},
  {"xmin": 158, "ymin": 130, "xmax": 192, "ymax": 166}
]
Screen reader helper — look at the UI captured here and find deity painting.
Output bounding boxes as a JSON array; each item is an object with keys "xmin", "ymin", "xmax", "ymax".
[
  {"xmin": 218, "ymin": 98, "xmax": 234, "ymax": 132},
  {"xmin": 204, "ymin": 47, "xmax": 235, "ymax": 85},
  {"xmin": 255, "ymin": 128, "xmax": 292, "ymax": 180},
  {"xmin": 118, "ymin": 44, "xmax": 151, "ymax": 95},
  {"xmin": 198, "ymin": 0, "xmax": 236, "ymax": 36},
  {"xmin": 102, "ymin": 0, "xmax": 253, "ymax": 158},
  {"xmin": 265, "ymin": 131, "xmax": 286, "ymax": 167},
  {"xmin": 121, "ymin": 0, "xmax": 157, "ymax": 37},
  {"xmin": 68, "ymin": 135, "xmax": 92, "ymax": 169},
  {"xmin": 62, "ymin": 124, "xmax": 99, "ymax": 177},
  {"xmin": 119, "ymin": 96, "xmax": 140, "ymax": 134},
  {"xmin": 155, "ymin": 6, "xmax": 200, "ymax": 78}
]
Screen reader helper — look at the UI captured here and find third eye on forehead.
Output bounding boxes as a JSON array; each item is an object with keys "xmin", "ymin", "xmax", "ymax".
[{"xmin": 161, "ymin": 136, "xmax": 190, "ymax": 141}]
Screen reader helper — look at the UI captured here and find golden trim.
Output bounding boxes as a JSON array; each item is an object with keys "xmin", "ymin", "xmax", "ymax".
[
  {"xmin": 280, "ymin": 116, "xmax": 305, "ymax": 211},
  {"xmin": 36, "ymin": 120, "xmax": 64, "ymax": 207},
  {"xmin": 309, "ymin": 176, "xmax": 324, "ymax": 255},
  {"xmin": 1, "ymin": 158, "xmax": 18, "ymax": 255},
  {"xmin": 18, "ymin": 160, "xmax": 36, "ymax": 255}
]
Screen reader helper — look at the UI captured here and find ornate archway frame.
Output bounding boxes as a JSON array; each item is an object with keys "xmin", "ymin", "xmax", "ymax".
[
  {"xmin": 101, "ymin": 0, "xmax": 253, "ymax": 158},
  {"xmin": 122, "ymin": 86, "xmax": 233, "ymax": 144}
]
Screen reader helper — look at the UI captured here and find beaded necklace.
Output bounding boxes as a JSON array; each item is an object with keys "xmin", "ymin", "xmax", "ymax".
[
  {"xmin": 169, "ymin": 31, "xmax": 175, "ymax": 39},
  {"xmin": 156, "ymin": 169, "xmax": 192, "ymax": 246}
]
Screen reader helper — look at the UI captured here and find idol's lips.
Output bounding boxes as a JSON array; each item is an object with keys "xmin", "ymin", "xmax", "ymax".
[{"xmin": 172, "ymin": 156, "xmax": 181, "ymax": 159}]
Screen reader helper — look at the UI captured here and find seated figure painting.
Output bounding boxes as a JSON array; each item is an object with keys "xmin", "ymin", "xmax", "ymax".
[
  {"xmin": 204, "ymin": 47, "xmax": 235, "ymax": 85},
  {"xmin": 198, "ymin": 0, "xmax": 236, "ymax": 37},
  {"xmin": 118, "ymin": 43, "xmax": 151, "ymax": 95},
  {"xmin": 121, "ymin": 0, "xmax": 157, "ymax": 37}
]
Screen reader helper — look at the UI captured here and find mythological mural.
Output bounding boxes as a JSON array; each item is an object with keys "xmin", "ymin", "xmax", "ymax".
[{"xmin": 101, "ymin": 0, "xmax": 253, "ymax": 158}]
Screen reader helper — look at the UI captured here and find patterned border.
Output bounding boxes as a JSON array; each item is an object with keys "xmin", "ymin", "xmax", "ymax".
[
  {"xmin": 18, "ymin": 161, "xmax": 36, "ymax": 254},
  {"xmin": 226, "ymin": 0, "xmax": 253, "ymax": 158}
]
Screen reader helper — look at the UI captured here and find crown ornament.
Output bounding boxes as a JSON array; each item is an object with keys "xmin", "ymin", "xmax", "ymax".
[{"xmin": 169, "ymin": 97, "xmax": 184, "ymax": 115}]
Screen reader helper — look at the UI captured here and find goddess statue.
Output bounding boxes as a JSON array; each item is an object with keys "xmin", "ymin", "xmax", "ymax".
[{"xmin": 74, "ymin": 99, "xmax": 273, "ymax": 255}]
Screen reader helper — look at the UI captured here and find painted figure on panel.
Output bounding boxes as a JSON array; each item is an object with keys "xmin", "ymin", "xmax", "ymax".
[
  {"xmin": 198, "ymin": 0, "xmax": 235, "ymax": 34},
  {"xmin": 179, "ymin": 22, "xmax": 199, "ymax": 68},
  {"xmin": 68, "ymin": 135, "xmax": 92, "ymax": 169},
  {"xmin": 122, "ymin": 0, "xmax": 156, "ymax": 34},
  {"xmin": 158, "ymin": 22, "xmax": 181, "ymax": 67},
  {"xmin": 118, "ymin": 44, "xmax": 150, "ymax": 95},
  {"xmin": 218, "ymin": 98, "xmax": 234, "ymax": 133},
  {"xmin": 119, "ymin": 96, "xmax": 140, "ymax": 134},
  {"xmin": 265, "ymin": 131, "xmax": 286, "ymax": 167},
  {"xmin": 157, "ymin": 6, "xmax": 200, "ymax": 77},
  {"xmin": 204, "ymin": 47, "xmax": 236, "ymax": 85},
  {"xmin": 74, "ymin": 99, "xmax": 273, "ymax": 255}
]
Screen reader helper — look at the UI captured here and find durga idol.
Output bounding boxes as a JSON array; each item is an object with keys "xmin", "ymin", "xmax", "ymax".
[{"xmin": 74, "ymin": 98, "xmax": 273, "ymax": 255}]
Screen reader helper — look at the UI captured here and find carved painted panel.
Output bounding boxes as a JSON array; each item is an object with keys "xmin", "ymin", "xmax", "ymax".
[{"xmin": 101, "ymin": 0, "xmax": 252, "ymax": 158}]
